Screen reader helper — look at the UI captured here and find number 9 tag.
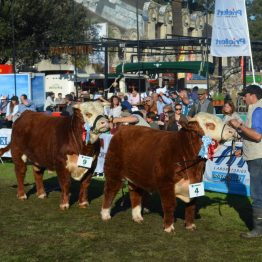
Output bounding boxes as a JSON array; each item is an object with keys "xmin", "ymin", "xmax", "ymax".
[
  {"xmin": 189, "ymin": 182, "xmax": 205, "ymax": 198},
  {"xmin": 77, "ymin": 155, "xmax": 93, "ymax": 168}
]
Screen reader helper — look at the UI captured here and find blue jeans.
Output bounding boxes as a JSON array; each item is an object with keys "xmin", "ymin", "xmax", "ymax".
[{"xmin": 247, "ymin": 158, "xmax": 262, "ymax": 208}]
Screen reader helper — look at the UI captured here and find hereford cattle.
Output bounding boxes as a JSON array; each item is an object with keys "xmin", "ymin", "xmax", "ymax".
[
  {"xmin": 101, "ymin": 113, "xmax": 235, "ymax": 233},
  {"xmin": 0, "ymin": 101, "xmax": 109, "ymax": 209}
]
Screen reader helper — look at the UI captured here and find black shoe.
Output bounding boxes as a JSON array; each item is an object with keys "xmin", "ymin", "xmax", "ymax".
[{"xmin": 240, "ymin": 229, "xmax": 262, "ymax": 238}]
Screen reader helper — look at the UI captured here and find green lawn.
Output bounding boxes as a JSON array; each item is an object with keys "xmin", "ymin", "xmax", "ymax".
[{"xmin": 0, "ymin": 162, "xmax": 261, "ymax": 262}]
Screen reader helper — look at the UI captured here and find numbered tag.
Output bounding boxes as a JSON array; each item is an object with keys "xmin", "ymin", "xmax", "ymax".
[
  {"xmin": 77, "ymin": 155, "xmax": 93, "ymax": 168},
  {"xmin": 189, "ymin": 182, "xmax": 205, "ymax": 198}
]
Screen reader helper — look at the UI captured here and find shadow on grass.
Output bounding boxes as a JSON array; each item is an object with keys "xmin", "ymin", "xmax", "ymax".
[
  {"xmin": 25, "ymin": 176, "xmax": 105, "ymax": 206},
  {"xmin": 110, "ymin": 188, "xmax": 252, "ymax": 230}
]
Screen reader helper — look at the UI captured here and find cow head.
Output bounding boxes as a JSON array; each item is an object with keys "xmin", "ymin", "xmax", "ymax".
[
  {"xmin": 74, "ymin": 101, "xmax": 109, "ymax": 133},
  {"xmin": 190, "ymin": 113, "xmax": 235, "ymax": 142}
]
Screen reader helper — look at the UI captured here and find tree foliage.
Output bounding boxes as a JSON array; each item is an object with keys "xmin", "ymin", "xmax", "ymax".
[{"xmin": 0, "ymin": 0, "xmax": 93, "ymax": 65}]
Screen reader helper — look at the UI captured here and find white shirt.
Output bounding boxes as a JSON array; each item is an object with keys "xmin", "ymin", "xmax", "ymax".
[{"xmin": 6, "ymin": 102, "xmax": 19, "ymax": 116}]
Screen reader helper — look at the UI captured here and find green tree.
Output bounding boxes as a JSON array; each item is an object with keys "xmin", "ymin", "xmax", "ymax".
[{"xmin": 0, "ymin": 0, "xmax": 93, "ymax": 67}]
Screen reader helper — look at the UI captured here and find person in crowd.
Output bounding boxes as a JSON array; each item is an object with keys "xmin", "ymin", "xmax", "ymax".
[
  {"xmin": 222, "ymin": 101, "xmax": 242, "ymax": 123},
  {"xmin": 44, "ymin": 92, "xmax": 56, "ymax": 112},
  {"xmin": 188, "ymin": 88, "xmax": 215, "ymax": 118},
  {"xmin": 0, "ymin": 96, "xmax": 8, "ymax": 118},
  {"xmin": 146, "ymin": 111, "xmax": 159, "ymax": 129},
  {"xmin": 121, "ymin": 95, "xmax": 132, "ymax": 112},
  {"xmin": 18, "ymin": 94, "xmax": 36, "ymax": 114},
  {"xmin": 161, "ymin": 104, "xmax": 188, "ymax": 131},
  {"xmin": 222, "ymin": 87, "xmax": 231, "ymax": 102},
  {"xmin": 177, "ymin": 88, "xmax": 193, "ymax": 116},
  {"xmin": 5, "ymin": 96, "xmax": 19, "ymax": 128},
  {"xmin": 108, "ymin": 95, "xmax": 122, "ymax": 118},
  {"xmin": 190, "ymin": 86, "xmax": 199, "ymax": 103},
  {"xmin": 70, "ymin": 91, "xmax": 77, "ymax": 101},
  {"xmin": 229, "ymin": 85, "xmax": 262, "ymax": 238},
  {"xmin": 112, "ymin": 109, "xmax": 150, "ymax": 127},
  {"xmin": 128, "ymin": 85, "xmax": 140, "ymax": 106},
  {"xmin": 144, "ymin": 95, "xmax": 158, "ymax": 114},
  {"xmin": 156, "ymin": 92, "xmax": 173, "ymax": 117},
  {"xmin": 55, "ymin": 93, "xmax": 66, "ymax": 105},
  {"xmin": 61, "ymin": 94, "xmax": 75, "ymax": 116}
]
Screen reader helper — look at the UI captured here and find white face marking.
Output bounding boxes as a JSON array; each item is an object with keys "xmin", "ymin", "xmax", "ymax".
[
  {"xmin": 191, "ymin": 112, "xmax": 235, "ymax": 142},
  {"xmin": 132, "ymin": 205, "xmax": 143, "ymax": 223},
  {"xmin": 101, "ymin": 208, "xmax": 111, "ymax": 221}
]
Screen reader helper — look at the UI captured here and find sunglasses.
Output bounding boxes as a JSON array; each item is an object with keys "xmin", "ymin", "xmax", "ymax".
[
  {"xmin": 175, "ymin": 108, "xmax": 182, "ymax": 111},
  {"xmin": 145, "ymin": 100, "xmax": 151, "ymax": 102}
]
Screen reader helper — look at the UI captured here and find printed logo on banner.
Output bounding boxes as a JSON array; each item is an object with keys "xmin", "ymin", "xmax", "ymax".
[
  {"xmin": 0, "ymin": 137, "xmax": 8, "ymax": 145},
  {"xmin": 212, "ymin": 171, "xmax": 245, "ymax": 184},
  {"xmin": 215, "ymin": 38, "xmax": 247, "ymax": 47},
  {"xmin": 217, "ymin": 9, "xmax": 243, "ymax": 17}
]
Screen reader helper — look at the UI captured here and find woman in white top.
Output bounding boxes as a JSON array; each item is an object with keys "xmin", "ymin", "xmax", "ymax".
[
  {"xmin": 128, "ymin": 86, "xmax": 140, "ymax": 106},
  {"xmin": 108, "ymin": 95, "xmax": 122, "ymax": 118},
  {"xmin": 5, "ymin": 96, "xmax": 19, "ymax": 127},
  {"xmin": 222, "ymin": 101, "xmax": 243, "ymax": 123},
  {"xmin": 44, "ymin": 92, "xmax": 56, "ymax": 111}
]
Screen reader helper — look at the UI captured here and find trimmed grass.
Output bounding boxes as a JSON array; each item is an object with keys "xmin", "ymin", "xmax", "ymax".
[{"xmin": 0, "ymin": 162, "xmax": 262, "ymax": 262}]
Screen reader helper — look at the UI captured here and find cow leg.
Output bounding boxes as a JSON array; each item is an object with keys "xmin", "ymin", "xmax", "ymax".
[
  {"xmin": 101, "ymin": 178, "xmax": 123, "ymax": 221},
  {"xmin": 32, "ymin": 165, "xmax": 46, "ymax": 199},
  {"xmin": 78, "ymin": 173, "xmax": 92, "ymax": 208},
  {"xmin": 184, "ymin": 199, "xmax": 197, "ymax": 231},
  {"xmin": 56, "ymin": 168, "xmax": 71, "ymax": 210},
  {"xmin": 159, "ymin": 186, "xmax": 176, "ymax": 233},
  {"xmin": 128, "ymin": 183, "xmax": 144, "ymax": 223},
  {"xmin": 13, "ymin": 158, "xmax": 27, "ymax": 200}
]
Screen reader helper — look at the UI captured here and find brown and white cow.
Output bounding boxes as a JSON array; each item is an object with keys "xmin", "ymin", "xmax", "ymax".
[
  {"xmin": 101, "ymin": 113, "xmax": 235, "ymax": 233},
  {"xmin": 0, "ymin": 101, "xmax": 109, "ymax": 209}
]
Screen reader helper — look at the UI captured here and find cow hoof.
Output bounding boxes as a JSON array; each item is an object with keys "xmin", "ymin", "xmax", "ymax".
[
  {"xmin": 60, "ymin": 203, "xmax": 70, "ymax": 210},
  {"xmin": 17, "ymin": 194, "xmax": 27, "ymax": 200},
  {"xmin": 164, "ymin": 224, "xmax": 175, "ymax": 233},
  {"xmin": 133, "ymin": 216, "xmax": 144, "ymax": 224},
  {"xmin": 185, "ymin": 223, "xmax": 197, "ymax": 231},
  {"xmin": 101, "ymin": 208, "xmax": 111, "ymax": 221},
  {"xmin": 38, "ymin": 193, "xmax": 47, "ymax": 199},
  {"xmin": 79, "ymin": 201, "xmax": 89, "ymax": 208},
  {"xmin": 132, "ymin": 206, "xmax": 143, "ymax": 223}
]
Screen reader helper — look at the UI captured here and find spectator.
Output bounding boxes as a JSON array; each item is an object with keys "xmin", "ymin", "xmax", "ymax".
[
  {"xmin": 55, "ymin": 93, "xmax": 66, "ymax": 105},
  {"xmin": 18, "ymin": 94, "xmax": 36, "ymax": 114},
  {"xmin": 156, "ymin": 92, "xmax": 173, "ymax": 116},
  {"xmin": 190, "ymin": 86, "xmax": 199, "ymax": 103},
  {"xmin": 144, "ymin": 96, "xmax": 158, "ymax": 114},
  {"xmin": 108, "ymin": 95, "xmax": 122, "ymax": 118},
  {"xmin": 188, "ymin": 89, "xmax": 215, "ymax": 117},
  {"xmin": 146, "ymin": 111, "xmax": 159, "ymax": 129},
  {"xmin": 162, "ymin": 104, "xmax": 187, "ymax": 131},
  {"xmin": 229, "ymin": 85, "xmax": 262, "ymax": 238},
  {"xmin": 128, "ymin": 85, "xmax": 140, "ymax": 106},
  {"xmin": 121, "ymin": 95, "xmax": 132, "ymax": 112},
  {"xmin": 112, "ymin": 110, "xmax": 150, "ymax": 127},
  {"xmin": 44, "ymin": 92, "xmax": 56, "ymax": 112},
  {"xmin": 61, "ymin": 94, "xmax": 75, "ymax": 116},
  {"xmin": 178, "ymin": 89, "xmax": 193, "ymax": 116},
  {"xmin": 5, "ymin": 95, "xmax": 19, "ymax": 128},
  {"xmin": 222, "ymin": 101, "xmax": 242, "ymax": 123},
  {"xmin": 0, "ymin": 96, "xmax": 8, "ymax": 117}
]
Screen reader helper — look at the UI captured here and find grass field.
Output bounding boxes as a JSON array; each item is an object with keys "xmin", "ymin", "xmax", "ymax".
[{"xmin": 0, "ymin": 161, "xmax": 262, "ymax": 262}]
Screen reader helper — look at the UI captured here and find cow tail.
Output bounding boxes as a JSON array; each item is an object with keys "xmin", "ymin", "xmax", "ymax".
[{"xmin": 0, "ymin": 144, "xmax": 11, "ymax": 157}]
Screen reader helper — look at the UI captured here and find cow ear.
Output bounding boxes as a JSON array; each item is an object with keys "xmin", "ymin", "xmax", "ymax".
[{"xmin": 205, "ymin": 122, "xmax": 215, "ymax": 130}]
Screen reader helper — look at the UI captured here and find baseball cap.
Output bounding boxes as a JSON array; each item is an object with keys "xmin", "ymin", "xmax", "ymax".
[
  {"xmin": 197, "ymin": 88, "xmax": 207, "ymax": 95},
  {"xmin": 238, "ymin": 85, "xmax": 262, "ymax": 99}
]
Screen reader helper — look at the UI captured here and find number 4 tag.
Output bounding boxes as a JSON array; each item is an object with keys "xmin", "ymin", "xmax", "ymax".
[
  {"xmin": 77, "ymin": 155, "xmax": 93, "ymax": 168},
  {"xmin": 189, "ymin": 182, "xmax": 205, "ymax": 198}
]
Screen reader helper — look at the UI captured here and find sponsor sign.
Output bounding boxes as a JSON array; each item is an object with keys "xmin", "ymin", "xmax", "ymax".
[
  {"xmin": 211, "ymin": 0, "xmax": 251, "ymax": 57},
  {"xmin": 204, "ymin": 142, "xmax": 250, "ymax": 196}
]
